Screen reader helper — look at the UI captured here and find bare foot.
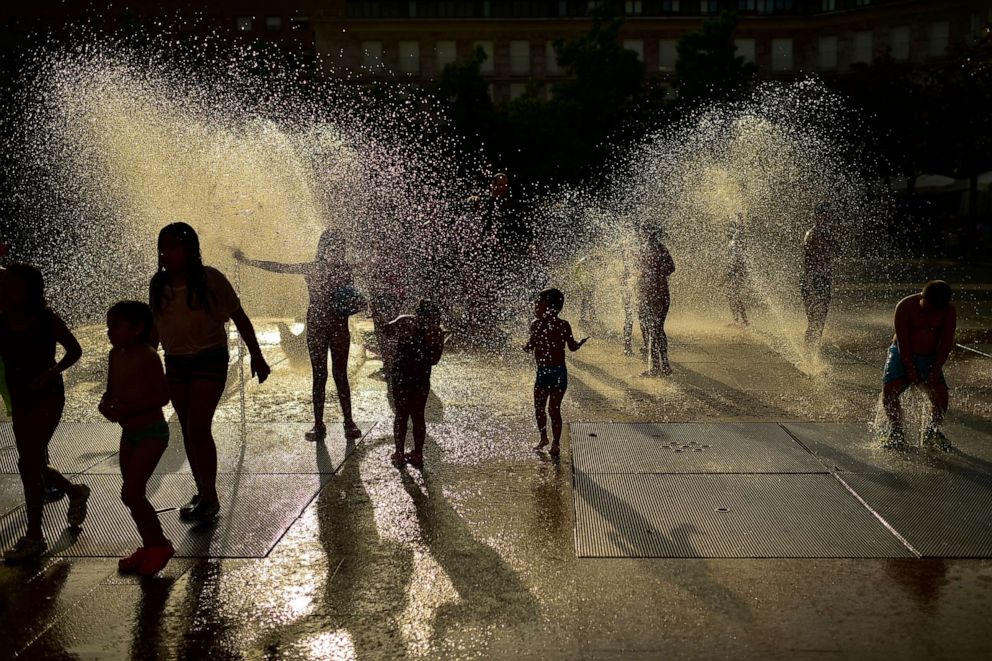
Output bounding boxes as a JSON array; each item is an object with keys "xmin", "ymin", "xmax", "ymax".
[
  {"xmin": 549, "ymin": 443, "xmax": 561, "ymax": 457},
  {"xmin": 661, "ymin": 364, "xmax": 674, "ymax": 376},
  {"xmin": 640, "ymin": 369, "xmax": 662, "ymax": 378},
  {"xmin": 534, "ymin": 437, "xmax": 550, "ymax": 451}
]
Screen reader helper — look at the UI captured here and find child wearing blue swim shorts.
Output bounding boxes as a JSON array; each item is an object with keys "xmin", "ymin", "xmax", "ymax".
[
  {"xmin": 523, "ymin": 288, "xmax": 588, "ymax": 456},
  {"xmin": 100, "ymin": 301, "xmax": 174, "ymax": 576}
]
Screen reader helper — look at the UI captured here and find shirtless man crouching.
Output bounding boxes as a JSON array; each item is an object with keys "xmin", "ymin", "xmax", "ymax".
[{"xmin": 881, "ymin": 280, "xmax": 957, "ymax": 450}]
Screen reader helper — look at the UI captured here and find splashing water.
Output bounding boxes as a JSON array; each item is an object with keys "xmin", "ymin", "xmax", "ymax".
[{"xmin": 569, "ymin": 80, "xmax": 890, "ymax": 374}]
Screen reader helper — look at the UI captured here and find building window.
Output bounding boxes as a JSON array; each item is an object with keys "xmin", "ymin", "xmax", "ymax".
[
  {"xmin": 734, "ymin": 38, "xmax": 755, "ymax": 63},
  {"xmin": 290, "ymin": 16, "xmax": 310, "ymax": 30},
  {"xmin": 818, "ymin": 35, "xmax": 838, "ymax": 69},
  {"xmin": 236, "ymin": 17, "xmax": 253, "ymax": 31},
  {"xmin": 853, "ymin": 31, "xmax": 873, "ymax": 64},
  {"xmin": 856, "ymin": 0, "xmax": 871, "ymax": 6},
  {"xmin": 510, "ymin": 40, "xmax": 531, "ymax": 74},
  {"xmin": 738, "ymin": 0, "xmax": 794, "ymax": 13},
  {"xmin": 265, "ymin": 16, "xmax": 281, "ymax": 31},
  {"xmin": 546, "ymin": 42, "xmax": 561, "ymax": 74},
  {"xmin": 436, "ymin": 41, "xmax": 456, "ymax": 70},
  {"xmin": 474, "ymin": 41, "xmax": 495, "ymax": 73},
  {"xmin": 771, "ymin": 37, "xmax": 793, "ymax": 71},
  {"xmin": 510, "ymin": 83, "xmax": 527, "ymax": 101},
  {"xmin": 558, "ymin": 0, "xmax": 568, "ymax": 16},
  {"xmin": 626, "ymin": 0, "xmax": 643, "ymax": 15},
  {"xmin": 361, "ymin": 41, "xmax": 384, "ymax": 70},
  {"xmin": 409, "ymin": 1, "xmax": 417, "ymax": 17},
  {"xmin": 928, "ymin": 21, "xmax": 949, "ymax": 57},
  {"xmin": 699, "ymin": 0, "xmax": 717, "ymax": 14},
  {"xmin": 487, "ymin": 83, "xmax": 495, "ymax": 102},
  {"xmin": 890, "ymin": 26, "xmax": 910, "ymax": 60},
  {"xmin": 821, "ymin": 0, "xmax": 836, "ymax": 9},
  {"xmin": 399, "ymin": 41, "xmax": 420, "ymax": 73},
  {"xmin": 623, "ymin": 39, "xmax": 644, "ymax": 61},
  {"xmin": 658, "ymin": 39, "xmax": 678, "ymax": 71},
  {"xmin": 661, "ymin": 0, "xmax": 680, "ymax": 11}
]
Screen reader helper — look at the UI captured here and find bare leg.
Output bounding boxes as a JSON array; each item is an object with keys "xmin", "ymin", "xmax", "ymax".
[
  {"xmin": 182, "ymin": 379, "xmax": 226, "ymax": 506},
  {"xmin": 328, "ymin": 322, "xmax": 354, "ymax": 424},
  {"xmin": 306, "ymin": 325, "xmax": 330, "ymax": 431},
  {"xmin": 411, "ymin": 389, "xmax": 428, "ymax": 454},
  {"xmin": 927, "ymin": 381, "xmax": 949, "ymax": 425},
  {"xmin": 14, "ymin": 397, "xmax": 70, "ymax": 538},
  {"xmin": 120, "ymin": 437, "xmax": 169, "ymax": 547},
  {"xmin": 883, "ymin": 379, "xmax": 907, "ymax": 433},
  {"xmin": 548, "ymin": 389, "xmax": 566, "ymax": 454},
  {"xmin": 393, "ymin": 388, "xmax": 410, "ymax": 455},
  {"xmin": 533, "ymin": 387, "xmax": 550, "ymax": 449}
]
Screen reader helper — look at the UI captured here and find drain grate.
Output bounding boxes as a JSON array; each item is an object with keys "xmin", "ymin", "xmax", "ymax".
[
  {"xmin": 840, "ymin": 472, "xmax": 992, "ymax": 558},
  {"xmin": 574, "ymin": 472, "xmax": 913, "ymax": 558},
  {"xmin": 0, "ymin": 424, "xmax": 119, "ymax": 475},
  {"xmin": 0, "ymin": 472, "xmax": 329, "ymax": 558},
  {"xmin": 572, "ymin": 422, "xmax": 824, "ymax": 474}
]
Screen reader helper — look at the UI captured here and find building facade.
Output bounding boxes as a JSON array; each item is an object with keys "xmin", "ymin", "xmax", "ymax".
[{"xmin": 313, "ymin": 0, "xmax": 992, "ymax": 102}]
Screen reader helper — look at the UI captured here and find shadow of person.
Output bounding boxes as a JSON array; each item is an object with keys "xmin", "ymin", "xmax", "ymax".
[
  {"xmin": 173, "ymin": 560, "xmax": 235, "ymax": 659},
  {"xmin": 0, "ymin": 559, "xmax": 72, "ymax": 656},
  {"xmin": 575, "ymin": 469, "xmax": 753, "ymax": 623},
  {"xmin": 128, "ymin": 575, "xmax": 176, "ymax": 659},
  {"xmin": 399, "ymin": 465, "xmax": 540, "ymax": 646},
  {"xmin": 256, "ymin": 434, "xmax": 414, "ymax": 659}
]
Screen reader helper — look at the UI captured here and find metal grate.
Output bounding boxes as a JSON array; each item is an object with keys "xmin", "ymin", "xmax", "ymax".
[
  {"xmin": 571, "ymin": 422, "xmax": 824, "ymax": 474},
  {"xmin": 574, "ymin": 472, "xmax": 913, "ymax": 558},
  {"xmin": 840, "ymin": 472, "xmax": 992, "ymax": 558},
  {"xmin": 0, "ymin": 423, "xmax": 119, "ymax": 475}
]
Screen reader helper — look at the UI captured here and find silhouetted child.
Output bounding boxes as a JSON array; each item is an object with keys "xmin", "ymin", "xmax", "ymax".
[
  {"xmin": 0, "ymin": 264, "xmax": 89, "ymax": 563},
  {"xmin": 524, "ymin": 288, "xmax": 588, "ymax": 456},
  {"xmin": 801, "ymin": 203, "xmax": 841, "ymax": 350},
  {"xmin": 638, "ymin": 227, "xmax": 676, "ymax": 376},
  {"xmin": 100, "ymin": 301, "xmax": 174, "ymax": 576},
  {"xmin": 387, "ymin": 300, "xmax": 444, "ymax": 469}
]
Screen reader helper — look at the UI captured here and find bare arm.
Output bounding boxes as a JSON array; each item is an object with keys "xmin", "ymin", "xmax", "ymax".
[
  {"xmin": 231, "ymin": 307, "xmax": 271, "ymax": 384},
  {"xmin": 52, "ymin": 314, "xmax": 82, "ymax": 374},
  {"xmin": 893, "ymin": 299, "xmax": 916, "ymax": 376},
  {"xmin": 564, "ymin": 321, "xmax": 588, "ymax": 352},
  {"xmin": 233, "ymin": 249, "xmax": 308, "ymax": 275},
  {"xmin": 523, "ymin": 320, "xmax": 537, "ymax": 352}
]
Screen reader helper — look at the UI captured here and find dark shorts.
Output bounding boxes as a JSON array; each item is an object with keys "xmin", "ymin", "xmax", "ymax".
[
  {"xmin": 121, "ymin": 420, "xmax": 170, "ymax": 448},
  {"xmin": 535, "ymin": 364, "xmax": 568, "ymax": 390},
  {"xmin": 165, "ymin": 347, "xmax": 229, "ymax": 384},
  {"xmin": 883, "ymin": 343, "xmax": 945, "ymax": 386}
]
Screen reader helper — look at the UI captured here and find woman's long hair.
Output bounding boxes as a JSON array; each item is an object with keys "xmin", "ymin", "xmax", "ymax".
[{"xmin": 150, "ymin": 222, "xmax": 213, "ymax": 314}]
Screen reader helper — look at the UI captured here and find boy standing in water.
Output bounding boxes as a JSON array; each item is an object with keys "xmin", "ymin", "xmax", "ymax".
[
  {"xmin": 881, "ymin": 280, "xmax": 956, "ymax": 450},
  {"xmin": 100, "ymin": 301, "xmax": 174, "ymax": 575},
  {"xmin": 387, "ymin": 300, "xmax": 444, "ymax": 469},
  {"xmin": 524, "ymin": 288, "xmax": 588, "ymax": 457}
]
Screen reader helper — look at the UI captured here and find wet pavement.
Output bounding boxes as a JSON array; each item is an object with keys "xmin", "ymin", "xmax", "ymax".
[{"xmin": 2, "ymin": 307, "xmax": 992, "ymax": 660}]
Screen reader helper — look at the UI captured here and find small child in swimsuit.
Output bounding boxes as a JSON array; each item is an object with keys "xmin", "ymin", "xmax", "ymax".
[
  {"xmin": 386, "ymin": 300, "xmax": 445, "ymax": 469},
  {"xmin": 99, "ymin": 301, "xmax": 174, "ymax": 576},
  {"xmin": 523, "ymin": 288, "xmax": 588, "ymax": 456}
]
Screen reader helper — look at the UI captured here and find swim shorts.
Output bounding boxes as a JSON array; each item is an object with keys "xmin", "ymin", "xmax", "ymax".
[
  {"xmin": 535, "ymin": 364, "xmax": 568, "ymax": 390},
  {"xmin": 165, "ymin": 347, "xmax": 229, "ymax": 384},
  {"xmin": 121, "ymin": 420, "xmax": 170, "ymax": 448},
  {"xmin": 883, "ymin": 343, "xmax": 945, "ymax": 385}
]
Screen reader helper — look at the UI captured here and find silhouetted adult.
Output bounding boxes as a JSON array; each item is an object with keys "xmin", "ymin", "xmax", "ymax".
[
  {"xmin": 234, "ymin": 229, "xmax": 363, "ymax": 442},
  {"xmin": 151, "ymin": 222, "xmax": 270, "ymax": 523},
  {"xmin": 801, "ymin": 203, "xmax": 842, "ymax": 350},
  {"xmin": 639, "ymin": 228, "xmax": 676, "ymax": 376}
]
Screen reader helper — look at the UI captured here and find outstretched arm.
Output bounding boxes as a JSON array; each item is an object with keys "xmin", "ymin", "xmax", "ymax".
[{"xmin": 233, "ymin": 249, "xmax": 308, "ymax": 275}]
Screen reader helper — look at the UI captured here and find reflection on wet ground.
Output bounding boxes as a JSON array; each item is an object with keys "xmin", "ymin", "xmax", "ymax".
[{"xmin": 2, "ymin": 309, "xmax": 992, "ymax": 659}]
